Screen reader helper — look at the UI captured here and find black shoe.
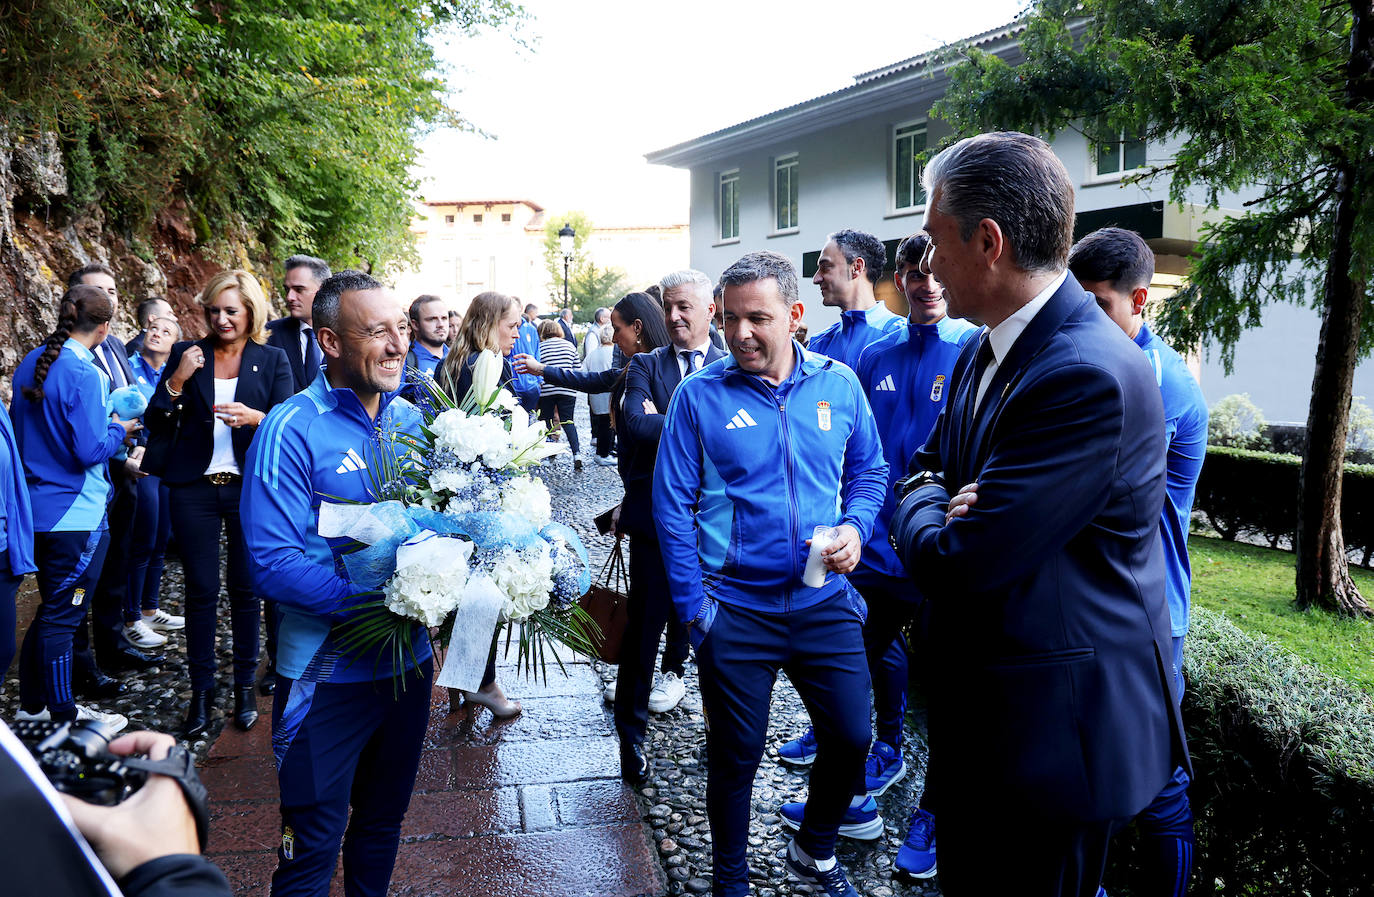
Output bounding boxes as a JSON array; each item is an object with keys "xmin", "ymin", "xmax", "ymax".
[
  {"xmin": 234, "ymin": 685, "xmax": 259, "ymax": 731},
  {"xmin": 183, "ymin": 689, "xmax": 214, "ymax": 739},
  {"xmin": 574, "ymin": 459, "xmax": 584, "ymax": 471},
  {"xmin": 258, "ymin": 666, "xmax": 277, "ymax": 696},
  {"xmin": 621, "ymin": 743, "xmax": 649, "ymax": 785},
  {"xmin": 74, "ymin": 667, "xmax": 127, "ymax": 700},
  {"xmin": 106, "ymin": 644, "xmax": 166, "ymax": 671}
]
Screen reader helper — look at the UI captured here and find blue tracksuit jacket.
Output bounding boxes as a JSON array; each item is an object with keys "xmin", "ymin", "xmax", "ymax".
[
  {"xmin": 10, "ymin": 340, "xmax": 126, "ymax": 533},
  {"xmin": 652, "ymin": 342, "xmax": 888, "ymax": 628},
  {"xmin": 241, "ymin": 370, "xmax": 432, "ymax": 683},
  {"xmin": 1136, "ymin": 323, "xmax": 1208, "ymax": 637},
  {"xmin": 0, "ymin": 406, "xmax": 36, "ymax": 575},
  {"xmin": 806, "ymin": 303, "xmax": 904, "ymax": 370},
  {"xmin": 511, "ymin": 319, "xmax": 541, "ymax": 404},
  {"xmin": 855, "ymin": 315, "xmax": 979, "ymax": 578}
]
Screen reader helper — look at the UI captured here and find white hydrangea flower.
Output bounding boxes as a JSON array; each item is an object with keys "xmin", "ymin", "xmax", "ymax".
[
  {"xmin": 429, "ymin": 467, "xmax": 472, "ymax": 494},
  {"xmin": 489, "ymin": 546, "xmax": 555, "ymax": 619},
  {"xmin": 382, "ymin": 532, "xmax": 475, "ymax": 627},
  {"xmin": 431, "ymin": 409, "xmax": 510, "ymax": 465},
  {"xmin": 501, "ymin": 476, "xmax": 552, "ymax": 528}
]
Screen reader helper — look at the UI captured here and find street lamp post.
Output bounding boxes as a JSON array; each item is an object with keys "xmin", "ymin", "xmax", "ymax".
[{"xmin": 558, "ymin": 222, "xmax": 575, "ymax": 310}]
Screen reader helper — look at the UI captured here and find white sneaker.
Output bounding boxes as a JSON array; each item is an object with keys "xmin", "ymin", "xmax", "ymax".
[
  {"xmin": 594, "ymin": 455, "xmax": 617, "ymax": 467},
  {"xmin": 603, "ymin": 677, "xmax": 617, "ymax": 704},
  {"xmin": 648, "ymin": 671, "xmax": 686, "ymax": 713},
  {"xmin": 122, "ymin": 619, "xmax": 168, "ymax": 648},
  {"xmin": 14, "ymin": 704, "xmax": 128, "ymax": 733},
  {"xmin": 143, "ymin": 609, "xmax": 185, "ymax": 631}
]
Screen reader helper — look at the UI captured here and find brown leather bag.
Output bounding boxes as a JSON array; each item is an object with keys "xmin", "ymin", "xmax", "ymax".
[{"xmin": 578, "ymin": 539, "xmax": 630, "ymax": 663}]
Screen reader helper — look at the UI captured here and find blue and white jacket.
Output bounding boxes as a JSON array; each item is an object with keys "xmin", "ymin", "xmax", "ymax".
[
  {"xmin": 652, "ymin": 342, "xmax": 888, "ymax": 629},
  {"xmin": 0, "ymin": 407, "xmax": 35, "ymax": 575},
  {"xmin": 855, "ymin": 315, "xmax": 979, "ymax": 578},
  {"xmin": 10, "ymin": 340, "xmax": 126, "ymax": 533},
  {"xmin": 806, "ymin": 303, "xmax": 905, "ymax": 370},
  {"xmin": 1136, "ymin": 323, "xmax": 1208, "ymax": 637},
  {"xmin": 241, "ymin": 370, "xmax": 432, "ymax": 683}
]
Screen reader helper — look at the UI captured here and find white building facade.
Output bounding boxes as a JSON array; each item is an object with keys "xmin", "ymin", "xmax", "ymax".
[{"xmin": 646, "ymin": 23, "xmax": 1370, "ymax": 424}]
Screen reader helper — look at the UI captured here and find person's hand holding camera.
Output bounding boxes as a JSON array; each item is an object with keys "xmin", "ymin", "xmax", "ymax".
[{"xmin": 60, "ymin": 731, "xmax": 200, "ymax": 879}]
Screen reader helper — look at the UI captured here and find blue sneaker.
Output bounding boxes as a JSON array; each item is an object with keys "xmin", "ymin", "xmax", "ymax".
[
  {"xmin": 777, "ymin": 725, "xmax": 818, "ymax": 766},
  {"xmin": 863, "ymin": 739, "xmax": 907, "ymax": 796},
  {"xmin": 784, "ymin": 840, "xmax": 859, "ymax": 897},
  {"xmin": 895, "ymin": 808, "xmax": 937, "ymax": 878},
  {"xmin": 780, "ymin": 794, "xmax": 884, "ymax": 840}
]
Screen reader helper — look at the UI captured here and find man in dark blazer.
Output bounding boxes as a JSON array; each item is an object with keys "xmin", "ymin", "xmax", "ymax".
[
  {"xmin": 616, "ymin": 269, "xmax": 726, "ymax": 781},
  {"xmin": 68, "ymin": 264, "xmax": 165, "ymax": 681},
  {"xmin": 266, "ymin": 255, "xmax": 331, "ymax": 394},
  {"xmin": 888, "ymin": 132, "xmax": 1188, "ymax": 897}
]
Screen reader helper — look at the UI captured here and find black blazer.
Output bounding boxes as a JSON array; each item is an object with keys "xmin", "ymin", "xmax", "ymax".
[
  {"xmin": 619, "ymin": 343, "xmax": 727, "ymax": 537},
  {"xmin": 143, "ymin": 339, "xmax": 294, "ymax": 485},
  {"xmin": 890, "ymin": 273, "xmax": 1187, "ymax": 825},
  {"xmin": 266, "ymin": 316, "xmax": 318, "ymax": 393}
]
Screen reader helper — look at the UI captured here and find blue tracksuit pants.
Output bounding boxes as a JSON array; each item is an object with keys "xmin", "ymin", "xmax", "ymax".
[
  {"xmin": 696, "ymin": 590, "xmax": 871, "ymax": 897},
  {"xmin": 19, "ymin": 530, "xmax": 109, "ymax": 717},
  {"xmin": 1135, "ymin": 635, "xmax": 1195, "ymax": 897},
  {"xmin": 850, "ymin": 570, "xmax": 917, "ymax": 752},
  {"xmin": 269, "ymin": 660, "xmax": 433, "ymax": 897}
]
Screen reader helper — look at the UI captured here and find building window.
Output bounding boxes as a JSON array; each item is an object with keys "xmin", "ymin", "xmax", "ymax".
[
  {"xmin": 444, "ymin": 214, "xmax": 455, "ymax": 225},
  {"xmin": 1094, "ymin": 130, "xmax": 1147, "ymax": 177},
  {"xmin": 773, "ymin": 154, "xmax": 799, "ymax": 232},
  {"xmin": 718, "ymin": 170, "xmax": 740, "ymax": 242},
  {"xmin": 893, "ymin": 121, "xmax": 927, "ymax": 212},
  {"xmin": 501, "ymin": 212, "xmax": 511, "ymax": 222},
  {"xmin": 473, "ymin": 213, "xmax": 483, "ymax": 223}
]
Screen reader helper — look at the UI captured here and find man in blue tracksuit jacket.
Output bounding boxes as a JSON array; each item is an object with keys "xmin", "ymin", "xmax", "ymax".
[
  {"xmin": 654, "ymin": 251, "xmax": 887, "ymax": 897},
  {"xmin": 512, "ymin": 303, "xmax": 542, "ymax": 411},
  {"xmin": 1071, "ymin": 227, "xmax": 1208, "ymax": 897},
  {"xmin": 806, "ymin": 228, "xmax": 905, "ymax": 367},
  {"xmin": 241, "ymin": 271, "xmax": 432, "ymax": 897}
]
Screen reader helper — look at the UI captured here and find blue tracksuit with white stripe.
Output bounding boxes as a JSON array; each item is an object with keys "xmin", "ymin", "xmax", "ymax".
[
  {"xmin": 241, "ymin": 369, "xmax": 432, "ymax": 897},
  {"xmin": 10, "ymin": 340, "xmax": 126, "ymax": 718},
  {"xmin": 807, "ymin": 303, "xmax": 904, "ymax": 371},
  {"xmin": 653, "ymin": 343, "xmax": 887, "ymax": 891},
  {"xmin": 851, "ymin": 314, "xmax": 978, "ymax": 753}
]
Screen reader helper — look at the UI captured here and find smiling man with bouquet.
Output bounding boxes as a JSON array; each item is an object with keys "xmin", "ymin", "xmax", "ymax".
[{"xmin": 241, "ymin": 271, "xmax": 431, "ymax": 897}]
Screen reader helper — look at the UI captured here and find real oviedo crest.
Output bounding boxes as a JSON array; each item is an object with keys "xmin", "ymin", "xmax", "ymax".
[
  {"xmin": 816, "ymin": 401, "xmax": 832, "ymax": 431},
  {"xmin": 930, "ymin": 374, "xmax": 946, "ymax": 402}
]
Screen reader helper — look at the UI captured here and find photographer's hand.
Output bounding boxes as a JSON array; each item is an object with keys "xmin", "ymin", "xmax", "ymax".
[{"xmin": 60, "ymin": 731, "xmax": 200, "ymax": 879}]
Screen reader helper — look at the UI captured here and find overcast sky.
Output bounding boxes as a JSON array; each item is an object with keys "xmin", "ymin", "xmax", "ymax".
[{"xmin": 415, "ymin": 0, "xmax": 1030, "ymax": 226}]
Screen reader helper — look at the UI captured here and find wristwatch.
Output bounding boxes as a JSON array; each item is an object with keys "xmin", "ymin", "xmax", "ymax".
[{"xmin": 895, "ymin": 469, "xmax": 945, "ymax": 501}]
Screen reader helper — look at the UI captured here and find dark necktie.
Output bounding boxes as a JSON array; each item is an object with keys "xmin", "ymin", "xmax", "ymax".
[
  {"xmin": 97, "ymin": 343, "xmax": 127, "ymax": 390},
  {"xmin": 680, "ymin": 349, "xmax": 701, "ymax": 377},
  {"xmin": 960, "ymin": 335, "xmax": 995, "ymax": 461},
  {"xmin": 302, "ymin": 326, "xmax": 320, "ymax": 379}
]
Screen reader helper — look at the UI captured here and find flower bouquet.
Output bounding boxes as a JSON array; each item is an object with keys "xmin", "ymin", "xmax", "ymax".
[{"xmin": 318, "ymin": 351, "xmax": 598, "ymax": 690}]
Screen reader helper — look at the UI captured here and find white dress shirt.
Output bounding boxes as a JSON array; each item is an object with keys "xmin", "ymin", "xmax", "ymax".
[{"xmin": 974, "ymin": 269, "xmax": 1068, "ymax": 413}]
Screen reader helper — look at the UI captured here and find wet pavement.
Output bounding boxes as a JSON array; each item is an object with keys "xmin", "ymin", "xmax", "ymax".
[{"xmin": 202, "ymin": 655, "xmax": 667, "ymax": 896}]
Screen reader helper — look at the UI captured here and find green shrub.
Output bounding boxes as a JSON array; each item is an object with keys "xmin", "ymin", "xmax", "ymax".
[
  {"xmin": 1194, "ymin": 447, "xmax": 1374, "ymax": 564},
  {"xmin": 1208, "ymin": 394, "xmax": 1268, "ymax": 449},
  {"xmin": 1107, "ymin": 608, "xmax": 1374, "ymax": 896}
]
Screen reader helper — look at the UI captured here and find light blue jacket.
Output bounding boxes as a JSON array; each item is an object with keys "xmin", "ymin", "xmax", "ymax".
[
  {"xmin": 807, "ymin": 303, "xmax": 905, "ymax": 370},
  {"xmin": 241, "ymin": 370, "xmax": 432, "ymax": 683},
  {"xmin": 652, "ymin": 342, "xmax": 888, "ymax": 628}
]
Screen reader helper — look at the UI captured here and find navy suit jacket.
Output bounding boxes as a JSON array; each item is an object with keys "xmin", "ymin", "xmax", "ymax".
[
  {"xmin": 142, "ymin": 338, "xmax": 294, "ymax": 485},
  {"xmin": 620, "ymin": 343, "xmax": 727, "ymax": 537},
  {"xmin": 266, "ymin": 316, "xmax": 317, "ymax": 393},
  {"xmin": 890, "ymin": 273, "xmax": 1187, "ymax": 824}
]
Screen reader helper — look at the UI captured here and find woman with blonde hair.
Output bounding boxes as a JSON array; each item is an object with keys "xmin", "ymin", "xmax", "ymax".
[
  {"xmin": 143, "ymin": 269, "xmax": 295, "ymax": 737},
  {"xmin": 436, "ymin": 290, "xmax": 526, "ymax": 719}
]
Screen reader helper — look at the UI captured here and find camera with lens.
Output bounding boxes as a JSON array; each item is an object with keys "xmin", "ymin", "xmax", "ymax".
[{"xmin": 12, "ymin": 718, "xmax": 148, "ymax": 806}]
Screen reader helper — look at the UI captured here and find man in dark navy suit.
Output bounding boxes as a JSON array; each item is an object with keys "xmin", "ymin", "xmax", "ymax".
[
  {"xmin": 266, "ymin": 255, "xmax": 331, "ymax": 394},
  {"xmin": 889, "ymin": 132, "xmax": 1188, "ymax": 897},
  {"xmin": 616, "ymin": 269, "xmax": 726, "ymax": 781},
  {"xmin": 69, "ymin": 263, "xmax": 166, "ymax": 682}
]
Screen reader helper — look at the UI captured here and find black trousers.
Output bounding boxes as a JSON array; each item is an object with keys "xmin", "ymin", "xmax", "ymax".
[
  {"xmin": 74, "ymin": 464, "xmax": 137, "ymax": 669},
  {"xmin": 20, "ymin": 531, "xmax": 109, "ymax": 717},
  {"xmin": 590, "ymin": 412, "xmax": 612, "ymax": 457},
  {"xmin": 939, "ymin": 807, "xmax": 1128, "ymax": 896},
  {"xmin": 613, "ymin": 534, "xmax": 688, "ymax": 751},
  {"xmin": 0, "ymin": 548, "xmax": 22, "ymax": 677},
  {"xmin": 170, "ymin": 477, "xmax": 260, "ymax": 690},
  {"xmin": 537, "ymin": 395, "xmax": 580, "ymax": 454}
]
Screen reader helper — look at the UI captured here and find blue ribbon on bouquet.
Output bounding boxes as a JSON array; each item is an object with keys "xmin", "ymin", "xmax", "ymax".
[{"xmin": 327, "ymin": 500, "xmax": 590, "ymax": 595}]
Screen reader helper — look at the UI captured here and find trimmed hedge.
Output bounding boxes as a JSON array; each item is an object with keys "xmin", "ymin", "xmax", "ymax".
[
  {"xmin": 1107, "ymin": 608, "xmax": 1374, "ymax": 895},
  {"xmin": 1193, "ymin": 447, "xmax": 1374, "ymax": 564}
]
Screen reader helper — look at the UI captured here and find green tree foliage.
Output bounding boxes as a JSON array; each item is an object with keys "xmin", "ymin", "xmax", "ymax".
[
  {"xmin": 0, "ymin": 0, "xmax": 525, "ymax": 268},
  {"xmin": 541, "ymin": 211, "xmax": 595, "ymax": 308},
  {"xmin": 568, "ymin": 263, "xmax": 630, "ymax": 316},
  {"xmin": 934, "ymin": 0, "xmax": 1374, "ymax": 617}
]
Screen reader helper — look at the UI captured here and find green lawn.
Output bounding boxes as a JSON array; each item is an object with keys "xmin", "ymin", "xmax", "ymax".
[{"xmin": 1189, "ymin": 535, "xmax": 1374, "ymax": 692}]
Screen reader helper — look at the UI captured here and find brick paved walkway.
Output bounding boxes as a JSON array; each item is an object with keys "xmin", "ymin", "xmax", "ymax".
[{"xmin": 202, "ymin": 655, "xmax": 666, "ymax": 896}]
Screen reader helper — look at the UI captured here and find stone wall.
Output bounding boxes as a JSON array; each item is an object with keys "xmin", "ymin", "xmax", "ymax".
[{"xmin": 0, "ymin": 134, "xmax": 266, "ymax": 403}]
